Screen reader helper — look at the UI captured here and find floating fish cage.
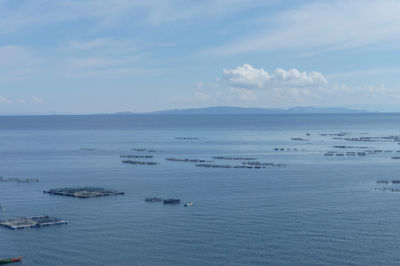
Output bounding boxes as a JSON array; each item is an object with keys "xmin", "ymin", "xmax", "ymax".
[
  {"xmin": 165, "ymin": 158, "xmax": 211, "ymax": 163},
  {"xmin": 0, "ymin": 176, "xmax": 39, "ymax": 183},
  {"xmin": 163, "ymin": 199, "xmax": 180, "ymax": 205},
  {"xmin": 145, "ymin": 197, "xmax": 163, "ymax": 202},
  {"xmin": 0, "ymin": 215, "xmax": 67, "ymax": 230},
  {"xmin": 120, "ymin": 155, "xmax": 154, "ymax": 158},
  {"xmin": 212, "ymin": 156, "xmax": 257, "ymax": 160},
  {"xmin": 121, "ymin": 160, "xmax": 158, "ymax": 165},
  {"xmin": 195, "ymin": 163, "xmax": 271, "ymax": 169},
  {"xmin": 44, "ymin": 187, "xmax": 124, "ymax": 198}
]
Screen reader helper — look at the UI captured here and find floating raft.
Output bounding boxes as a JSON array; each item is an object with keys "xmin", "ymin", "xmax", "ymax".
[
  {"xmin": 376, "ymin": 180, "xmax": 389, "ymax": 184},
  {"xmin": 375, "ymin": 187, "xmax": 400, "ymax": 192},
  {"xmin": 291, "ymin": 138, "xmax": 309, "ymax": 141},
  {"xmin": 0, "ymin": 215, "xmax": 67, "ymax": 230},
  {"xmin": 121, "ymin": 160, "xmax": 158, "ymax": 165},
  {"xmin": 212, "ymin": 156, "xmax": 257, "ymax": 160},
  {"xmin": 375, "ymin": 180, "xmax": 400, "ymax": 192},
  {"xmin": 242, "ymin": 162, "xmax": 286, "ymax": 167},
  {"xmin": 130, "ymin": 148, "xmax": 156, "ymax": 152},
  {"xmin": 44, "ymin": 187, "xmax": 124, "ymax": 198},
  {"xmin": 163, "ymin": 199, "xmax": 180, "ymax": 205},
  {"xmin": 131, "ymin": 148, "xmax": 146, "ymax": 152},
  {"xmin": 145, "ymin": 197, "xmax": 162, "ymax": 202},
  {"xmin": 0, "ymin": 176, "xmax": 39, "ymax": 183},
  {"xmin": 194, "ymin": 163, "xmax": 285, "ymax": 169},
  {"xmin": 165, "ymin": 158, "xmax": 212, "ymax": 163},
  {"xmin": 120, "ymin": 155, "xmax": 154, "ymax": 158}
]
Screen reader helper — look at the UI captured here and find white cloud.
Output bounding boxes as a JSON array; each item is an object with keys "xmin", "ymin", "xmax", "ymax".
[
  {"xmin": 0, "ymin": 96, "xmax": 10, "ymax": 103},
  {"xmin": 223, "ymin": 64, "xmax": 327, "ymax": 90},
  {"xmin": 193, "ymin": 82, "xmax": 212, "ymax": 101},
  {"xmin": 189, "ymin": 65, "xmax": 400, "ymax": 109},
  {"xmin": 194, "ymin": 91, "xmax": 211, "ymax": 101},
  {"xmin": 68, "ymin": 57, "xmax": 123, "ymax": 69},
  {"xmin": 31, "ymin": 96, "xmax": 44, "ymax": 104},
  {"xmin": 66, "ymin": 38, "xmax": 116, "ymax": 50},
  {"xmin": 18, "ymin": 99, "xmax": 27, "ymax": 104},
  {"xmin": 212, "ymin": 1, "xmax": 400, "ymax": 55},
  {"xmin": 0, "ymin": 45, "xmax": 39, "ymax": 68},
  {"xmin": 327, "ymin": 67, "xmax": 400, "ymax": 80},
  {"xmin": 0, "ymin": 45, "xmax": 43, "ymax": 82},
  {"xmin": 188, "ymin": 78, "xmax": 400, "ymax": 110},
  {"xmin": 228, "ymin": 88, "xmax": 257, "ymax": 101},
  {"xmin": 190, "ymin": 65, "xmax": 328, "ymax": 106},
  {"xmin": 0, "ymin": 0, "xmax": 273, "ymax": 34},
  {"xmin": 63, "ymin": 37, "xmax": 140, "ymax": 55}
]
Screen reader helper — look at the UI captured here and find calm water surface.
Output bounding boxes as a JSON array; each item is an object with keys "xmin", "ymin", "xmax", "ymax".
[{"xmin": 1, "ymin": 114, "xmax": 400, "ymax": 265}]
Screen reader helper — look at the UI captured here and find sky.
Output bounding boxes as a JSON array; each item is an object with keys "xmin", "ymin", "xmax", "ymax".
[{"xmin": 1, "ymin": 0, "xmax": 400, "ymax": 114}]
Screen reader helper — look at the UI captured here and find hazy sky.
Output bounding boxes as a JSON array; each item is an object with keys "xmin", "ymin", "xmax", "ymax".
[{"xmin": 1, "ymin": 0, "xmax": 400, "ymax": 114}]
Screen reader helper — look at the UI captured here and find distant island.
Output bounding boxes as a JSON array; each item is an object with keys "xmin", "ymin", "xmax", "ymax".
[{"xmin": 116, "ymin": 106, "xmax": 368, "ymax": 115}]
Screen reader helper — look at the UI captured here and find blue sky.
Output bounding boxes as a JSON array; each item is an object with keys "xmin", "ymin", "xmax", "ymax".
[{"xmin": 1, "ymin": 0, "xmax": 400, "ymax": 114}]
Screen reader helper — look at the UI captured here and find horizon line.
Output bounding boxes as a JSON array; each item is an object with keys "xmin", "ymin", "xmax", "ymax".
[{"xmin": 0, "ymin": 105, "xmax": 387, "ymax": 116}]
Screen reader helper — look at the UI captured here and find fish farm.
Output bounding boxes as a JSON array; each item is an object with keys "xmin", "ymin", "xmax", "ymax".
[
  {"xmin": 374, "ymin": 179, "xmax": 400, "ymax": 192},
  {"xmin": 0, "ymin": 176, "xmax": 39, "ymax": 183},
  {"xmin": 145, "ymin": 197, "xmax": 163, "ymax": 202},
  {"xmin": 291, "ymin": 138, "xmax": 309, "ymax": 141},
  {"xmin": 242, "ymin": 162, "xmax": 286, "ymax": 167},
  {"xmin": 376, "ymin": 180, "xmax": 390, "ymax": 184},
  {"xmin": 131, "ymin": 148, "xmax": 147, "ymax": 151},
  {"xmin": 163, "ymin": 199, "xmax": 181, "ymax": 205},
  {"xmin": 212, "ymin": 156, "xmax": 257, "ymax": 160},
  {"xmin": 44, "ymin": 187, "xmax": 125, "ymax": 198},
  {"xmin": 165, "ymin": 158, "xmax": 212, "ymax": 163},
  {"xmin": 195, "ymin": 160, "xmax": 286, "ymax": 169},
  {"xmin": 120, "ymin": 155, "xmax": 154, "ymax": 158},
  {"xmin": 0, "ymin": 215, "xmax": 67, "ymax": 230},
  {"xmin": 121, "ymin": 160, "xmax": 159, "ymax": 165}
]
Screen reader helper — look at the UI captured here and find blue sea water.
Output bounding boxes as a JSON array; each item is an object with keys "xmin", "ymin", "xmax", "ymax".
[{"xmin": 1, "ymin": 114, "xmax": 400, "ymax": 265}]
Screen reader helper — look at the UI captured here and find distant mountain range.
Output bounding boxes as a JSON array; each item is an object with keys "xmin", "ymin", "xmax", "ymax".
[{"xmin": 116, "ymin": 106, "xmax": 368, "ymax": 115}]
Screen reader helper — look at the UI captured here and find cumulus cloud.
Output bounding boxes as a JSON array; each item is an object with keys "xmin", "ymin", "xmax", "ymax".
[
  {"xmin": 222, "ymin": 64, "xmax": 327, "ymax": 90},
  {"xmin": 31, "ymin": 96, "xmax": 44, "ymax": 104},
  {"xmin": 191, "ymin": 65, "xmax": 329, "ymax": 106}
]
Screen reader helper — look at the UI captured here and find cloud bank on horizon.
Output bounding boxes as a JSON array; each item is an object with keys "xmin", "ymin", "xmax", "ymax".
[{"xmin": 0, "ymin": 0, "xmax": 400, "ymax": 113}]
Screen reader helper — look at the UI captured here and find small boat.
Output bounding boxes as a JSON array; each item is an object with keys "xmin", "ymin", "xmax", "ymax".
[
  {"xmin": 184, "ymin": 202, "xmax": 193, "ymax": 207},
  {"xmin": 0, "ymin": 257, "xmax": 23, "ymax": 264}
]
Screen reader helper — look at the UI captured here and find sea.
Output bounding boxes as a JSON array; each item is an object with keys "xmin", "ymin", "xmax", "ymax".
[{"xmin": 1, "ymin": 114, "xmax": 400, "ymax": 265}]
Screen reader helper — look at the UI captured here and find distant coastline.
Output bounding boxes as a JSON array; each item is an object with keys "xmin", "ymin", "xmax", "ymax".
[
  {"xmin": 0, "ymin": 106, "xmax": 374, "ymax": 116},
  {"xmin": 117, "ymin": 106, "xmax": 369, "ymax": 115}
]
